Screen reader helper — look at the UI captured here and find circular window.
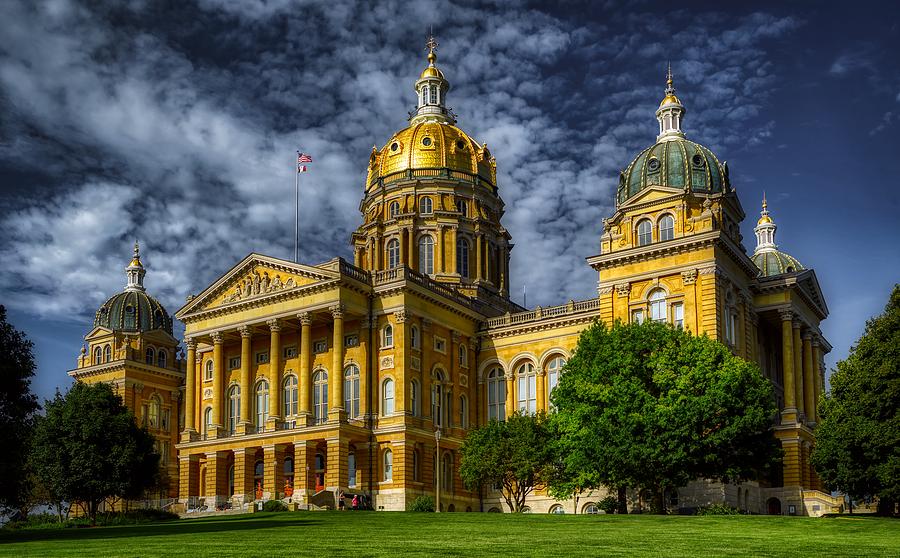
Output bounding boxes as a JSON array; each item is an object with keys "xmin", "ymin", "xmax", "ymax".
[
  {"xmin": 647, "ymin": 158, "xmax": 660, "ymax": 172},
  {"xmin": 456, "ymin": 140, "xmax": 466, "ymax": 150},
  {"xmin": 422, "ymin": 137, "xmax": 432, "ymax": 147},
  {"xmin": 390, "ymin": 142, "xmax": 399, "ymax": 152},
  {"xmin": 125, "ymin": 305, "xmax": 134, "ymax": 313},
  {"xmin": 691, "ymin": 153, "xmax": 705, "ymax": 167}
]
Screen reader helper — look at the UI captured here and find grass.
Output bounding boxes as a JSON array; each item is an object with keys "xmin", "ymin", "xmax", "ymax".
[{"xmin": 1, "ymin": 511, "xmax": 898, "ymax": 557}]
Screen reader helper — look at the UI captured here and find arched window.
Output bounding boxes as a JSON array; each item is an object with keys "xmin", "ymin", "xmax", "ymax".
[
  {"xmin": 255, "ymin": 380, "xmax": 269, "ymax": 431},
  {"xmin": 517, "ymin": 362, "xmax": 537, "ymax": 415},
  {"xmin": 227, "ymin": 385, "xmax": 241, "ymax": 434},
  {"xmin": 313, "ymin": 370, "xmax": 328, "ymax": 424},
  {"xmin": 547, "ymin": 356, "xmax": 565, "ymax": 408},
  {"xmin": 456, "ymin": 199, "xmax": 468, "ymax": 217},
  {"xmin": 659, "ymin": 214, "xmax": 675, "ymax": 241},
  {"xmin": 93, "ymin": 346, "xmax": 102, "ymax": 365},
  {"xmin": 724, "ymin": 292, "xmax": 738, "ymax": 345},
  {"xmin": 344, "ymin": 365, "xmax": 360, "ymax": 418},
  {"xmin": 442, "ymin": 453, "xmax": 453, "ymax": 491},
  {"xmin": 583, "ymin": 502, "xmax": 600, "ymax": 514},
  {"xmin": 284, "ymin": 457, "xmax": 295, "ymax": 496},
  {"xmin": 419, "ymin": 197, "xmax": 433, "ymax": 215},
  {"xmin": 649, "ymin": 289, "xmax": 667, "ymax": 322},
  {"xmin": 418, "ymin": 236, "xmax": 434, "ymax": 275},
  {"xmin": 157, "ymin": 349, "xmax": 167, "ymax": 369},
  {"xmin": 459, "ymin": 394, "xmax": 468, "ymax": 429},
  {"xmin": 228, "ymin": 465, "xmax": 235, "ymax": 497},
  {"xmin": 145, "ymin": 347, "xmax": 155, "ymax": 364},
  {"xmin": 456, "ymin": 238, "xmax": 469, "ymax": 278},
  {"xmin": 254, "ymin": 460, "xmax": 264, "ymax": 496},
  {"xmin": 637, "ymin": 219, "xmax": 652, "ymax": 246},
  {"xmin": 148, "ymin": 395, "xmax": 161, "ymax": 428},
  {"xmin": 487, "ymin": 367, "xmax": 506, "ymax": 421},
  {"xmin": 348, "ymin": 453, "xmax": 357, "ymax": 487},
  {"xmin": 205, "ymin": 360, "xmax": 214, "ymax": 381},
  {"xmin": 410, "ymin": 325, "xmax": 419, "ymax": 349},
  {"xmin": 432, "ymin": 372, "xmax": 444, "ymax": 427},
  {"xmin": 458, "ymin": 344, "xmax": 468, "ymax": 368},
  {"xmin": 383, "ymin": 449, "xmax": 393, "ymax": 481},
  {"xmin": 388, "ymin": 201, "xmax": 400, "ymax": 219},
  {"xmin": 104, "ymin": 344, "xmax": 112, "ymax": 363},
  {"xmin": 549, "ymin": 505, "xmax": 566, "ymax": 514},
  {"xmin": 283, "ymin": 375, "xmax": 298, "ymax": 417},
  {"xmin": 203, "ymin": 407, "xmax": 213, "ymax": 436},
  {"xmin": 382, "ymin": 378, "xmax": 395, "ymax": 415},
  {"xmin": 410, "ymin": 379, "xmax": 419, "ymax": 416},
  {"xmin": 386, "ymin": 238, "xmax": 400, "ymax": 269},
  {"xmin": 382, "ymin": 324, "xmax": 393, "ymax": 348}
]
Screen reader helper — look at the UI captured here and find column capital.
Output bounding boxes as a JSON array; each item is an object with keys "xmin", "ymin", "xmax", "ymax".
[
  {"xmin": 792, "ymin": 319, "xmax": 803, "ymax": 330},
  {"xmin": 238, "ymin": 325, "xmax": 252, "ymax": 338},
  {"xmin": 615, "ymin": 283, "xmax": 631, "ymax": 297},
  {"xmin": 451, "ymin": 330, "xmax": 461, "ymax": 344},
  {"xmin": 421, "ymin": 317, "xmax": 433, "ymax": 331},
  {"xmin": 811, "ymin": 335, "xmax": 821, "ymax": 347},
  {"xmin": 184, "ymin": 338, "xmax": 197, "ymax": 350},
  {"xmin": 330, "ymin": 304, "xmax": 345, "ymax": 320},
  {"xmin": 394, "ymin": 309, "xmax": 408, "ymax": 323},
  {"xmin": 778, "ymin": 309, "xmax": 794, "ymax": 322},
  {"xmin": 802, "ymin": 331, "xmax": 812, "ymax": 341},
  {"xmin": 211, "ymin": 331, "xmax": 224, "ymax": 344},
  {"xmin": 681, "ymin": 270, "xmax": 697, "ymax": 286},
  {"xmin": 298, "ymin": 311, "xmax": 312, "ymax": 326},
  {"xmin": 267, "ymin": 319, "xmax": 282, "ymax": 332}
]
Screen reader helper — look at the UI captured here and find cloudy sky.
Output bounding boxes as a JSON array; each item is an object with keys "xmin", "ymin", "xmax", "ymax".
[{"xmin": 1, "ymin": 0, "xmax": 898, "ymax": 401}]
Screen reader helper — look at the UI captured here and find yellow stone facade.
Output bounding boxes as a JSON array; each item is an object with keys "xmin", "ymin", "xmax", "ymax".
[{"xmin": 72, "ymin": 42, "xmax": 838, "ymax": 516}]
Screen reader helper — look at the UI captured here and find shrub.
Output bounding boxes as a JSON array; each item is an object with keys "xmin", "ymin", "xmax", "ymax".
[
  {"xmin": 5, "ymin": 509, "xmax": 179, "ymax": 531},
  {"xmin": 262, "ymin": 500, "xmax": 289, "ymax": 512},
  {"xmin": 598, "ymin": 496, "xmax": 619, "ymax": 514},
  {"xmin": 696, "ymin": 504, "xmax": 742, "ymax": 516},
  {"xmin": 407, "ymin": 496, "xmax": 435, "ymax": 512}
]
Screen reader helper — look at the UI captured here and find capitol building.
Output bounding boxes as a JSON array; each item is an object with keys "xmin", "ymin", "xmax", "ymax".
[{"xmin": 69, "ymin": 40, "xmax": 838, "ymax": 516}]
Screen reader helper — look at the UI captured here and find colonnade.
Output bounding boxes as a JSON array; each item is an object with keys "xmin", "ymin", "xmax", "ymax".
[{"xmin": 778, "ymin": 309, "xmax": 825, "ymax": 425}]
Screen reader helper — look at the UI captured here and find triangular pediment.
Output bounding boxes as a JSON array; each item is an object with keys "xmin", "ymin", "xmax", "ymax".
[
  {"xmin": 619, "ymin": 186, "xmax": 683, "ymax": 211},
  {"xmin": 796, "ymin": 269, "xmax": 829, "ymax": 318},
  {"xmin": 177, "ymin": 253, "xmax": 338, "ymax": 317},
  {"xmin": 84, "ymin": 325, "xmax": 114, "ymax": 341}
]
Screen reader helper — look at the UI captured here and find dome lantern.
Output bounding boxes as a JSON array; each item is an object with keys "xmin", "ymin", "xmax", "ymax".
[
  {"xmin": 125, "ymin": 241, "xmax": 146, "ymax": 292},
  {"xmin": 656, "ymin": 63, "xmax": 686, "ymax": 141},
  {"xmin": 411, "ymin": 34, "xmax": 455, "ymax": 125},
  {"xmin": 93, "ymin": 243, "xmax": 173, "ymax": 335},
  {"xmin": 751, "ymin": 195, "xmax": 805, "ymax": 277}
]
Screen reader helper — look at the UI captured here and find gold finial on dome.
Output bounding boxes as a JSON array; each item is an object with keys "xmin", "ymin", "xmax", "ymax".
[
  {"xmin": 659, "ymin": 62, "xmax": 681, "ymax": 108},
  {"xmin": 757, "ymin": 192, "xmax": 773, "ymax": 225},
  {"xmin": 426, "ymin": 33, "xmax": 438, "ymax": 64},
  {"xmin": 130, "ymin": 240, "xmax": 143, "ymax": 268}
]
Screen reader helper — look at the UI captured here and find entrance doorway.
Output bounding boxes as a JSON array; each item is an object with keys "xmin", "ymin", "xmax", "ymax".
[
  {"xmin": 315, "ymin": 453, "xmax": 326, "ymax": 492},
  {"xmin": 767, "ymin": 497, "xmax": 782, "ymax": 515}
]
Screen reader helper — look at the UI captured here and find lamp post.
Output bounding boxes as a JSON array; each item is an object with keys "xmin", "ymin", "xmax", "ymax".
[{"xmin": 435, "ymin": 428, "xmax": 442, "ymax": 513}]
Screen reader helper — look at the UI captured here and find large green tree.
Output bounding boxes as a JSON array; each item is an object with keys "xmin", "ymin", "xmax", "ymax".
[
  {"xmin": 549, "ymin": 320, "xmax": 780, "ymax": 513},
  {"xmin": 812, "ymin": 285, "xmax": 900, "ymax": 516},
  {"xmin": 459, "ymin": 412, "xmax": 554, "ymax": 512},
  {"xmin": 30, "ymin": 382, "xmax": 159, "ymax": 524},
  {"xmin": 0, "ymin": 306, "xmax": 39, "ymax": 513}
]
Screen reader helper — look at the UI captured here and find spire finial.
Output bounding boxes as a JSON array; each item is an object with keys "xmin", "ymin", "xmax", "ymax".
[
  {"xmin": 665, "ymin": 61, "xmax": 675, "ymax": 95},
  {"xmin": 762, "ymin": 191, "xmax": 768, "ymax": 210},
  {"xmin": 425, "ymin": 31, "xmax": 438, "ymax": 65}
]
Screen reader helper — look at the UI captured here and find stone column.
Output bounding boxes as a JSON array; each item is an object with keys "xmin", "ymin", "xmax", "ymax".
[
  {"xmin": 238, "ymin": 325, "xmax": 252, "ymax": 434},
  {"xmin": 295, "ymin": 440, "xmax": 316, "ymax": 505},
  {"xmin": 211, "ymin": 332, "xmax": 224, "ymax": 436},
  {"xmin": 330, "ymin": 304, "xmax": 345, "ymax": 421},
  {"xmin": 375, "ymin": 233, "xmax": 383, "ymax": 270},
  {"xmin": 477, "ymin": 377, "xmax": 485, "ymax": 427},
  {"xmin": 263, "ymin": 444, "xmax": 286, "ymax": 500},
  {"xmin": 475, "ymin": 233, "xmax": 483, "ymax": 280},
  {"xmin": 812, "ymin": 336, "xmax": 823, "ymax": 423},
  {"xmin": 436, "ymin": 225, "xmax": 444, "ymax": 274},
  {"xmin": 183, "ymin": 338, "xmax": 197, "ymax": 439},
  {"xmin": 233, "ymin": 448, "xmax": 256, "ymax": 504},
  {"xmin": 536, "ymin": 364, "xmax": 546, "ymax": 414},
  {"xmin": 267, "ymin": 319, "xmax": 282, "ymax": 428},
  {"xmin": 504, "ymin": 371, "xmax": 515, "ymax": 420},
  {"xmin": 802, "ymin": 332, "xmax": 815, "ymax": 424},
  {"xmin": 205, "ymin": 451, "xmax": 229, "ymax": 505},
  {"xmin": 449, "ymin": 226, "xmax": 458, "ymax": 275},
  {"xmin": 179, "ymin": 454, "xmax": 201, "ymax": 506},
  {"xmin": 298, "ymin": 312, "xmax": 312, "ymax": 421},
  {"xmin": 779, "ymin": 310, "xmax": 797, "ymax": 422},
  {"xmin": 793, "ymin": 320, "xmax": 805, "ymax": 418},
  {"xmin": 407, "ymin": 228, "xmax": 416, "ymax": 271},
  {"xmin": 326, "ymin": 437, "xmax": 349, "ymax": 492},
  {"xmin": 359, "ymin": 317, "xmax": 371, "ymax": 418},
  {"xmin": 394, "ymin": 311, "xmax": 408, "ymax": 415}
]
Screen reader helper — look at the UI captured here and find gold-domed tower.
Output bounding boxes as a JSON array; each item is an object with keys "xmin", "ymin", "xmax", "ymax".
[{"xmin": 352, "ymin": 36, "xmax": 514, "ymax": 311}]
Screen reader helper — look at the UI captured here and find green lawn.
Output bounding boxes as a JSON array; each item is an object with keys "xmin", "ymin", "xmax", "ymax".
[{"xmin": 1, "ymin": 511, "xmax": 897, "ymax": 557}]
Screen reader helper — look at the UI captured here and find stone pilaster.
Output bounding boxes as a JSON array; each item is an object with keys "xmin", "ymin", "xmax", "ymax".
[
  {"xmin": 779, "ymin": 310, "xmax": 797, "ymax": 422},
  {"xmin": 792, "ymin": 320, "xmax": 804, "ymax": 419},
  {"xmin": 802, "ymin": 332, "xmax": 815, "ymax": 425}
]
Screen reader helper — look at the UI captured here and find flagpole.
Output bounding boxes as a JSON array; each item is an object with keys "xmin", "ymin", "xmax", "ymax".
[{"xmin": 294, "ymin": 155, "xmax": 300, "ymax": 263}]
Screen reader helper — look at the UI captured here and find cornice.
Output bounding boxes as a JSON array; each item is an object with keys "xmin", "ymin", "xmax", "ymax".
[{"xmin": 68, "ymin": 359, "xmax": 186, "ymax": 382}]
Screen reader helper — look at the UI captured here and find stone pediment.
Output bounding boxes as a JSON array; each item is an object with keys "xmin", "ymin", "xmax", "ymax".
[
  {"xmin": 177, "ymin": 254, "xmax": 337, "ymax": 317},
  {"xmin": 618, "ymin": 185, "xmax": 682, "ymax": 210}
]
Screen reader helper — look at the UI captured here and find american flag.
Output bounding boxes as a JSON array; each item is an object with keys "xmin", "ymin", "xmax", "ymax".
[{"xmin": 297, "ymin": 152, "xmax": 312, "ymax": 172}]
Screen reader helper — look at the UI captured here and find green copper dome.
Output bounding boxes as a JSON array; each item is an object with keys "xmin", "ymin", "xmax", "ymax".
[
  {"xmin": 94, "ymin": 290, "xmax": 173, "ymax": 335},
  {"xmin": 617, "ymin": 138, "xmax": 728, "ymax": 205},
  {"xmin": 752, "ymin": 250, "xmax": 805, "ymax": 278}
]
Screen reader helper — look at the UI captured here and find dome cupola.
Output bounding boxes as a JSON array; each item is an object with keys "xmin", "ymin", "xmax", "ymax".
[
  {"xmin": 411, "ymin": 35, "xmax": 454, "ymax": 126},
  {"xmin": 94, "ymin": 243, "xmax": 173, "ymax": 334},
  {"xmin": 751, "ymin": 196, "xmax": 805, "ymax": 277},
  {"xmin": 656, "ymin": 63, "xmax": 685, "ymax": 141}
]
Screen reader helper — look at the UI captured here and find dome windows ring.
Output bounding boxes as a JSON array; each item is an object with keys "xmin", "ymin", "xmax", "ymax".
[
  {"xmin": 422, "ymin": 137, "xmax": 432, "ymax": 147},
  {"xmin": 691, "ymin": 153, "xmax": 705, "ymax": 168},
  {"xmin": 456, "ymin": 140, "xmax": 466, "ymax": 151},
  {"xmin": 647, "ymin": 157, "xmax": 660, "ymax": 172},
  {"xmin": 390, "ymin": 142, "xmax": 399, "ymax": 152}
]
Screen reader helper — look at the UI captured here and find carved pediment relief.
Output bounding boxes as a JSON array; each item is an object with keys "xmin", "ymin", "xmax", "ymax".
[{"xmin": 208, "ymin": 265, "xmax": 316, "ymax": 308}]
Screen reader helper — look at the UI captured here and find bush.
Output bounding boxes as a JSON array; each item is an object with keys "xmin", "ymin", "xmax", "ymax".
[
  {"xmin": 407, "ymin": 496, "xmax": 435, "ymax": 512},
  {"xmin": 696, "ymin": 504, "xmax": 742, "ymax": 516},
  {"xmin": 599, "ymin": 496, "xmax": 619, "ymax": 514},
  {"xmin": 5, "ymin": 509, "xmax": 179, "ymax": 531},
  {"xmin": 262, "ymin": 500, "xmax": 288, "ymax": 512}
]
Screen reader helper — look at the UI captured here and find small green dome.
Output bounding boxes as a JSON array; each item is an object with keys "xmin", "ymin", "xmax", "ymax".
[
  {"xmin": 752, "ymin": 250, "xmax": 805, "ymax": 278},
  {"xmin": 94, "ymin": 290, "xmax": 172, "ymax": 334},
  {"xmin": 617, "ymin": 138, "xmax": 728, "ymax": 205}
]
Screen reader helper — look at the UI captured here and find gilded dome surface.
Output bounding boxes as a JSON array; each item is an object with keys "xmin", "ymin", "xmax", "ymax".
[
  {"xmin": 617, "ymin": 138, "xmax": 727, "ymax": 205},
  {"xmin": 752, "ymin": 250, "xmax": 805, "ymax": 278},
  {"xmin": 366, "ymin": 122, "xmax": 495, "ymax": 189},
  {"xmin": 94, "ymin": 290, "xmax": 173, "ymax": 335}
]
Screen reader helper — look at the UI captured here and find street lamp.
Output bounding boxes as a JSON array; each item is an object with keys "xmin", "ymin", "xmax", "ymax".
[{"xmin": 435, "ymin": 428, "xmax": 442, "ymax": 513}]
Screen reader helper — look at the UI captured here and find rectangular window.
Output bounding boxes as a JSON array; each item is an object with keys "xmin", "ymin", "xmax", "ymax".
[
  {"xmin": 161, "ymin": 409, "xmax": 170, "ymax": 430},
  {"xmin": 673, "ymin": 303, "xmax": 684, "ymax": 329},
  {"xmin": 256, "ymin": 351, "xmax": 269, "ymax": 364},
  {"xmin": 631, "ymin": 309, "xmax": 645, "ymax": 324},
  {"xmin": 344, "ymin": 334, "xmax": 359, "ymax": 348},
  {"xmin": 283, "ymin": 346, "xmax": 298, "ymax": 359},
  {"xmin": 313, "ymin": 340, "xmax": 327, "ymax": 354},
  {"xmin": 229, "ymin": 357, "xmax": 241, "ymax": 369},
  {"xmin": 434, "ymin": 336, "xmax": 446, "ymax": 354}
]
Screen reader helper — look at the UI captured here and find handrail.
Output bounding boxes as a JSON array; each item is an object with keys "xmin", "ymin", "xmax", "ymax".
[{"xmin": 481, "ymin": 298, "xmax": 600, "ymax": 329}]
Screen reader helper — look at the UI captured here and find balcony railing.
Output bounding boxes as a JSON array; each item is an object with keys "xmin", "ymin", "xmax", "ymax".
[{"xmin": 481, "ymin": 298, "xmax": 601, "ymax": 330}]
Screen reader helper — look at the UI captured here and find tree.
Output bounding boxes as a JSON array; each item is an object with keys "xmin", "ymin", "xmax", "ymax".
[
  {"xmin": 812, "ymin": 285, "xmax": 900, "ymax": 516},
  {"xmin": 549, "ymin": 320, "xmax": 780, "ymax": 513},
  {"xmin": 459, "ymin": 412, "xmax": 554, "ymax": 512},
  {"xmin": 30, "ymin": 382, "xmax": 159, "ymax": 525},
  {"xmin": 0, "ymin": 306, "xmax": 39, "ymax": 514}
]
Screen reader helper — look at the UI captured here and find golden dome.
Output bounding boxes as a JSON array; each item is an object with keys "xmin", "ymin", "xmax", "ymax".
[
  {"xmin": 366, "ymin": 122, "xmax": 496, "ymax": 190},
  {"xmin": 757, "ymin": 214, "xmax": 773, "ymax": 225},
  {"xmin": 420, "ymin": 50, "xmax": 444, "ymax": 79},
  {"xmin": 659, "ymin": 93, "xmax": 681, "ymax": 108}
]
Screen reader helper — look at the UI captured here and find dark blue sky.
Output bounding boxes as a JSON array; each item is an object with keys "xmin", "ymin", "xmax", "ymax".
[{"xmin": 1, "ymin": 0, "xmax": 898, "ymax": 402}]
